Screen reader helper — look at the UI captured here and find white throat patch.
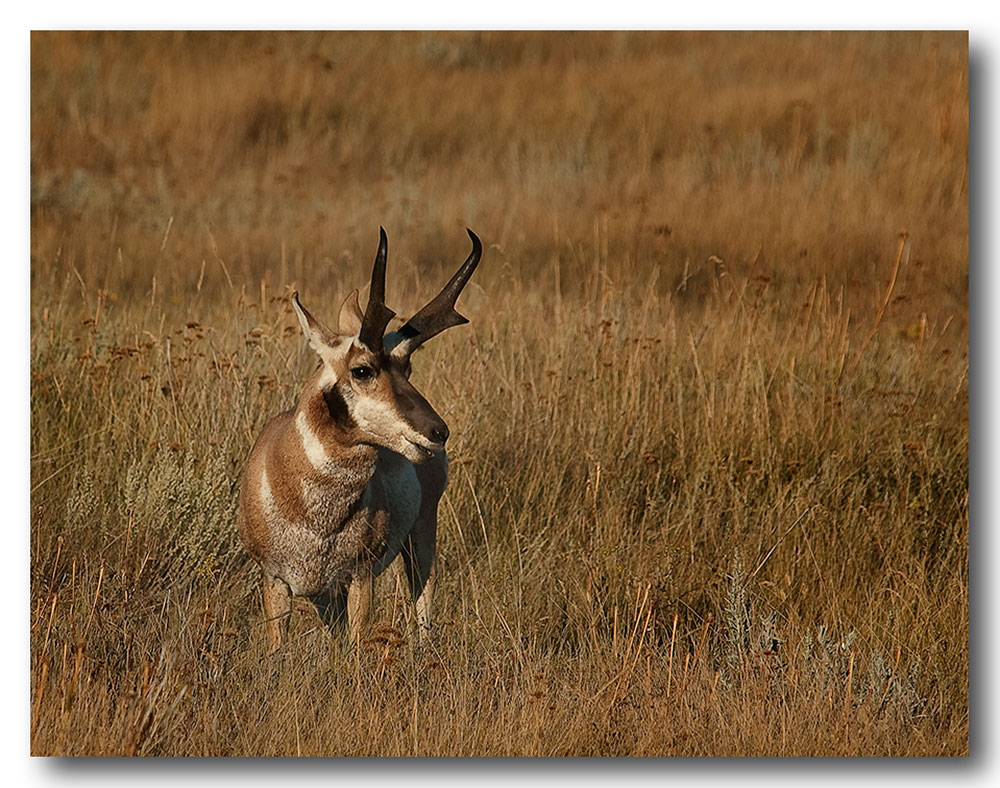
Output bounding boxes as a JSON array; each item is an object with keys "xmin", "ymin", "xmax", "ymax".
[{"xmin": 296, "ymin": 410, "xmax": 329, "ymax": 471}]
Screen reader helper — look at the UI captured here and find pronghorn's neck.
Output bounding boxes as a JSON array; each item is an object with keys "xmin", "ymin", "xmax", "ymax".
[
  {"xmin": 239, "ymin": 373, "xmax": 387, "ymax": 598},
  {"xmin": 291, "ymin": 368, "xmax": 377, "ymax": 487}
]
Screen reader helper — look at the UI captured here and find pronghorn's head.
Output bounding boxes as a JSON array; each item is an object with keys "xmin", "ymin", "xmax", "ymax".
[{"xmin": 291, "ymin": 227, "xmax": 482, "ymax": 464}]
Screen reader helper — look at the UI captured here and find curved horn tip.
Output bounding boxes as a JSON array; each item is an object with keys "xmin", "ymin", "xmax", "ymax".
[
  {"xmin": 466, "ymin": 228, "xmax": 482, "ymax": 249},
  {"xmin": 373, "ymin": 227, "xmax": 388, "ymax": 261}
]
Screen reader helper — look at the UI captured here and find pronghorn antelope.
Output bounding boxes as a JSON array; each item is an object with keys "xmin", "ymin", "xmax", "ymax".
[{"xmin": 238, "ymin": 228, "xmax": 482, "ymax": 653}]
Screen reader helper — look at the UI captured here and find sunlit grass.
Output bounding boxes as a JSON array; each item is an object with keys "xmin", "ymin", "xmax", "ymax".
[{"xmin": 29, "ymin": 30, "xmax": 967, "ymax": 756}]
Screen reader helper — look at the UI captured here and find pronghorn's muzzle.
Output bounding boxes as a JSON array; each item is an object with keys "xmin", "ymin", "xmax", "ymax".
[
  {"xmin": 431, "ymin": 423, "xmax": 449, "ymax": 445},
  {"xmin": 395, "ymin": 378, "xmax": 449, "ymax": 461},
  {"xmin": 407, "ymin": 411, "xmax": 448, "ymax": 461}
]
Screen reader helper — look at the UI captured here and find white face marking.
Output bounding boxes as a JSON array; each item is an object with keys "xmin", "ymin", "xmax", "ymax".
[
  {"xmin": 317, "ymin": 367, "xmax": 338, "ymax": 390},
  {"xmin": 296, "ymin": 411, "xmax": 330, "ymax": 471},
  {"xmin": 351, "ymin": 392, "xmax": 431, "ymax": 460},
  {"xmin": 383, "ymin": 330, "xmax": 415, "ymax": 359}
]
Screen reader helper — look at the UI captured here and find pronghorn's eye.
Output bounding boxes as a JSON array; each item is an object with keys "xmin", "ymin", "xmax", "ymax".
[{"xmin": 351, "ymin": 365, "xmax": 375, "ymax": 382}]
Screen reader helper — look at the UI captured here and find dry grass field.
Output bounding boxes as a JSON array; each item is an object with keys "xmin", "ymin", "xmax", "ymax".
[{"xmin": 29, "ymin": 31, "xmax": 968, "ymax": 756}]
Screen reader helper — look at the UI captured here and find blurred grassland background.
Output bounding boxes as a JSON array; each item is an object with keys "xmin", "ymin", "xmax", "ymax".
[{"xmin": 30, "ymin": 31, "xmax": 968, "ymax": 756}]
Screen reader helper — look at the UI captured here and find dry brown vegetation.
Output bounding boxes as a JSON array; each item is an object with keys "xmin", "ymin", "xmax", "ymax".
[{"xmin": 29, "ymin": 31, "xmax": 968, "ymax": 756}]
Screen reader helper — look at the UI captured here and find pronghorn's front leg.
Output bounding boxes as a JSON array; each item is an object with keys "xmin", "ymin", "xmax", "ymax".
[
  {"xmin": 414, "ymin": 560, "xmax": 435, "ymax": 643},
  {"xmin": 261, "ymin": 574, "xmax": 292, "ymax": 654},
  {"xmin": 347, "ymin": 572, "xmax": 373, "ymax": 644},
  {"xmin": 402, "ymin": 516, "xmax": 437, "ymax": 642}
]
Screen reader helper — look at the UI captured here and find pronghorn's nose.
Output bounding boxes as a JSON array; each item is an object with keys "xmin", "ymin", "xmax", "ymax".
[{"xmin": 431, "ymin": 424, "xmax": 449, "ymax": 446}]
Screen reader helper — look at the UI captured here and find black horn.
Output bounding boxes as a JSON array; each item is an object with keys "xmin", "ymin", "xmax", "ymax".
[
  {"xmin": 358, "ymin": 227, "xmax": 397, "ymax": 351},
  {"xmin": 392, "ymin": 229, "xmax": 482, "ymax": 356}
]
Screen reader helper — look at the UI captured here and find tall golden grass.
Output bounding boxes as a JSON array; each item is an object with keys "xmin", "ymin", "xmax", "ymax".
[{"xmin": 30, "ymin": 30, "xmax": 968, "ymax": 756}]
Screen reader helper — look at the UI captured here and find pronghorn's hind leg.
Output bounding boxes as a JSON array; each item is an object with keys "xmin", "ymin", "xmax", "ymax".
[
  {"xmin": 401, "ymin": 513, "xmax": 437, "ymax": 643},
  {"xmin": 313, "ymin": 583, "xmax": 348, "ymax": 635},
  {"xmin": 261, "ymin": 574, "xmax": 292, "ymax": 654},
  {"xmin": 314, "ymin": 574, "xmax": 373, "ymax": 646}
]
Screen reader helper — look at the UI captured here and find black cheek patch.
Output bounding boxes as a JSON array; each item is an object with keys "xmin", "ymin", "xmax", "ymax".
[{"xmin": 322, "ymin": 386, "xmax": 356, "ymax": 430}]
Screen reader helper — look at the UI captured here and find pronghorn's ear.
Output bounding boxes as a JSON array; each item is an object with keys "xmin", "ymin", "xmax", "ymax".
[
  {"xmin": 292, "ymin": 292, "xmax": 338, "ymax": 355},
  {"xmin": 338, "ymin": 289, "xmax": 363, "ymax": 337}
]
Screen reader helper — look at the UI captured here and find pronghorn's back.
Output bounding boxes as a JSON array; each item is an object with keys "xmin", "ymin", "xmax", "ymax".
[{"xmin": 237, "ymin": 228, "xmax": 482, "ymax": 652}]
